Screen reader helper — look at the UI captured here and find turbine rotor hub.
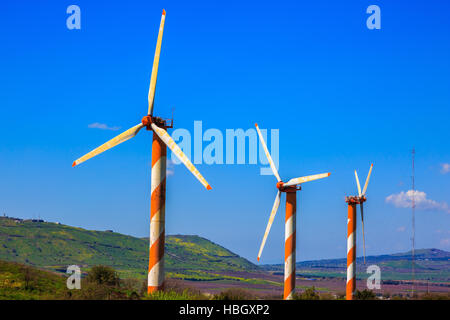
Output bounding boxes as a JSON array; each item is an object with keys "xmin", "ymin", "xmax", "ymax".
[
  {"xmin": 142, "ymin": 115, "xmax": 153, "ymax": 130},
  {"xmin": 276, "ymin": 181, "xmax": 284, "ymax": 190},
  {"xmin": 142, "ymin": 115, "xmax": 169, "ymax": 130},
  {"xmin": 345, "ymin": 195, "xmax": 367, "ymax": 204},
  {"xmin": 276, "ymin": 181, "xmax": 299, "ymax": 192}
]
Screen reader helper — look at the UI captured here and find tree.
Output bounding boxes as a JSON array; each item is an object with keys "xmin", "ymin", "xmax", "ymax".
[
  {"xmin": 355, "ymin": 289, "xmax": 377, "ymax": 300},
  {"xmin": 213, "ymin": 288, "xmax": 254, "ymax": 300},
  {"xmin": 22, "ymin": 266, "xmax": 38, "ymax": 290},
  {"xmin": 86, "ymin": 265, "xmax": 120, "ymax": 286},
  {"xmin": 294, "ymin": 286, "xmax": 320, "ymax": 300}
]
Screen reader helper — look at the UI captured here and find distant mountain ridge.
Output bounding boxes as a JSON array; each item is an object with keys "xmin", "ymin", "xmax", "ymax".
[
  {"xmin": 262, "ymin": 248, "xmax": 450, "ymax": 282},
  {"xmin": 263, "ymin": 248, "xmax": 450, "ymax": 269}
]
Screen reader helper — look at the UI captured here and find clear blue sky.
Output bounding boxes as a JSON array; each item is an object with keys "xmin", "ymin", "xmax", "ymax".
[{"xmin": 0, "ymin": 0, "xmax": 449, "ymax": 263}]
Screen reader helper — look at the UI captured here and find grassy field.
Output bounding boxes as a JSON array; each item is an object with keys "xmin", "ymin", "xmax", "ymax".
[{"xmin": 0, "ymin": 260, "xmax": 68, "ymax": 299}]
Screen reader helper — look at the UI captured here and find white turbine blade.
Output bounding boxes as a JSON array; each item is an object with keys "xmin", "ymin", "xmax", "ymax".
[
  {"xmin": 151, "ymin": 123, "xmax": 212, "ymax": 190},
  {"xmin": 361, "ymin": 202, "xmax": 366, "ymax": 264},
  {"xmin": 283, "ymin": 172, "xmax": 330, "ymax": 187},
  {"xmin": 361, "ymin": 163, "xmax": 373, "ymax": 196},
  {"xmin": 255, "ymin": 123, "xmax": 281, "ymax": 182},
  {"xmin": 148, "ymin": 9, "xmax": 166, "ymax": 115},
  {"xmin": 355, "ymin": 170, "xmax": 362, "ymax": 197},
  {"xmin": 73, "ymin": 123, "xmax": 144, "ymax": 167},
  {"xmin": 257, "ymin": 190, "xmax": 281, "ymax": 261}
]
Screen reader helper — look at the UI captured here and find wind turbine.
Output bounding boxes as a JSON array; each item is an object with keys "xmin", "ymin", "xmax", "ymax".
[
  {"xmin": 345, "ymin": 164, "xmax": 373, "ymax": 300},
  {"xmin": 254, "ymin": 123, "xmax": 331, "ymax": 300},
  {"xmin": 72, "ymin": 10, "xmax": 212, "ymax": 294}
]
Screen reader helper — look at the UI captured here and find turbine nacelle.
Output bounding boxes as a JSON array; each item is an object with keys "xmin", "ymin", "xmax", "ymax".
[
  {"xmin": 142, "ymin": 115, "xmax": 172, "ymax": 130},
  {"xmin": 345, "ymin": 195, "xmax": 367, "ymax": 205},
  {"xmin": 276, "ymin": 181, "xmax": 300, "ymax": 192}
]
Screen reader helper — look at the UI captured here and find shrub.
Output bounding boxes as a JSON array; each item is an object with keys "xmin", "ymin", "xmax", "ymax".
[
  {"xmin": 293, "ymin": 286, "xmax": 320, "ymax": 300},
  {"xmin": 120, "ymin": 278, "xmax": 142, "ymax": 299},
  {"xmin": 336, "ymin": 291, "xmax": 346, "ymax": 300},
  {"xmin": 213, "ymin": 288, "xmax": 254, "ymax": 300},
  {"xmin": 420, "ymin": 292, "xmax": 450, "ymax": 300},
  {"xmin": 355, "ymin": 289, "xmax": 377, "ymax": 300},
  {"xmin": 67, "ymin": 265, "xmax": 126, "ymax": 300},
  {"xmin": 86, "ymin": 265, "xmax": 120, "ymax": 286},
  {"xmin": 319, "ymin": 292, "xmax": 336, "ymax": 300}
]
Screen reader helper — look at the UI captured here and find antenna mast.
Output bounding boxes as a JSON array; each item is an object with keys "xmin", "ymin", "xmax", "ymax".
[{"xmin": 411, "ymin": 148, "xmax": 416, "ymax": 298}]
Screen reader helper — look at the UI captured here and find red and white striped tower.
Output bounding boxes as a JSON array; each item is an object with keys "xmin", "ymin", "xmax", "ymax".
[
  {"xmin": 284, "ymin": 188, "xmax": 297, "ymax": 300},
  {"xmin": 148, "ymin": 131, "xmax": 167, "ymax": 293},
  {"xmin": 345, "ymin": 198, "xmax": 357, "ymax": 300},
  {"xmin": 344, "ymin": 165, "xmax": 373, "ymax": 300},
  {"xmin": 254, "ymin": 123, "xmax": 330, "ymax": 300}
]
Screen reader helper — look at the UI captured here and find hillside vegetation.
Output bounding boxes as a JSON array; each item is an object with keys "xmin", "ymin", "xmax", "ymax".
[
  {"xmin": 0, "ymin": 260, "xmax": 68, "ymax": 299},
  {"xmin": 0, "ymin": 217, "xmax": 257, "ymax": 279},
  {"xmin": 0, "ymin": 260, "xmax": 210, "ymax": 300}
]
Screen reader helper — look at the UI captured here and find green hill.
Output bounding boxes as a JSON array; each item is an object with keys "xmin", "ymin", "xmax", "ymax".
[
  {"xmin": 0, "ymin": 217, "xmax": 257, "ymax": 279},
  {"xmin": 0, "ymin": 260, "xmax": 67, "ymax": 299}
]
